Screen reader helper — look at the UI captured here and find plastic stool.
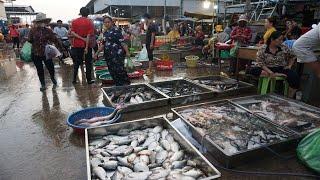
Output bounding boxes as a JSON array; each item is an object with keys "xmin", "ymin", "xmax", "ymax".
[{"xmin": 258, "ymin": 76, "xmax": 289, "ymax": 96}]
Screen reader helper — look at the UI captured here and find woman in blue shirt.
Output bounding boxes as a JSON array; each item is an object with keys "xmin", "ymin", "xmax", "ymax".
[{"xmin": 95, "ymin": 16, "xmax": 130, "ymax": 86}]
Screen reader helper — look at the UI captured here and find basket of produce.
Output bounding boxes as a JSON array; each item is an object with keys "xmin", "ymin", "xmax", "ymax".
[
  {"xmin": 128, "ymin": 70, "xmax": 144, "ymax": 79},
  {"xmin": 67, "ymin": 107, "xmax": 122, "ymax": 134},
  {"xmin": 185, "ymin": 55, "xmax": 199, "ymax": 68},
  {"xmin": 155, "ymin": 60, "xmax": 174, "ymax": 71},
  {"xmin": 99, "ymin": 73, "xmax": 114, "ymax": 84}
]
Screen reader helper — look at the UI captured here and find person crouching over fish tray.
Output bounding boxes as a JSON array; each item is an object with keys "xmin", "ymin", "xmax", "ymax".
[
  {"xmin": 95, "ymin": 16, "xmax": 130, "ymax": 86},
  {"xmin": 247, "ymin": 31, "xmax": 300, "ymax": 98}
]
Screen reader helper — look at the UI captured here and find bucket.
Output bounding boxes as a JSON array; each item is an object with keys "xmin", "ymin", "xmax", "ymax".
[{"xmin": 185, "ymin": 55, "xmax": 199, "ymax": 68}]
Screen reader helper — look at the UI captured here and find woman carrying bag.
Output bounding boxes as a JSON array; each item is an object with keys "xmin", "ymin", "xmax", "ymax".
[{"xmin": 28, "ymin": 13, "xmax": 63, "ymax": 91}]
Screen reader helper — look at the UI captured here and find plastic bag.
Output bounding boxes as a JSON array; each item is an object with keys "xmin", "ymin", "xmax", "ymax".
[
  {"xmin": 20, "ymin": 41, "xmax": 32, "ymax": 62},
  {"xmin": 230, "ymin": 41, "xmax": 239, "ymax": 57},
  {"xmin": 297, "ymin": 128, "xmax": 320, "ymax": 173},
  {"xmin": 125, "ymin": 57, "xmax": 135, "ymax": 72},
  {"xmin": 45, "ymin": 44, "xmax": 61, "ymax": 60},
  {"xmin": 137, "ymin": 44, "xmax": 148, "ymax": 61}
]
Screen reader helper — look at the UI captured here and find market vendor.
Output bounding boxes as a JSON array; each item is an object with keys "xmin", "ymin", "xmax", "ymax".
[
  {"xmin": 263, "ymin": 17, "xmax": 277, "ymax": 44},
  {"xmin": 167, "ymin": 24, "xmax": 180, "ymax": 42},
  {"xmin": 230, "ymin": 15, "xmax": 252, "ymax": 46},
  {"xmin": 94, "ymin": 16, "xmax": 130, "ymax": 86},
  {"xmin": 143, "ymin": 13, "xmax": 157, "ymax": 76},
  {"xmin": 248, "ymin": 31, "xmax": 300, "ymax": 97},
  {"xmin": 194, "ymin": 25, "xmax": 205, "ymax": 46},
  {"xmin": 293, "ymin": 23, "xmax": 320, "ymax": 79}
]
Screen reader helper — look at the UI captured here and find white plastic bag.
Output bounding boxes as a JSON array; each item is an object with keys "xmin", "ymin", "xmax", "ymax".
[
  {"xmin": 137, "ymin": 44, "xmax": 148, "ymax": 61},
  {"xmin": 45, "ymin": 44, "xmax": 61, "ymax": 60}
]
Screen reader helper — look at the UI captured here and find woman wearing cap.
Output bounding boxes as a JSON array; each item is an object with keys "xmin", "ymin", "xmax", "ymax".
[
  {"xmin": 94, "ymin": 16, "xmax": 130, "ymax": 86},
  {"xmin": 28, "ymin": 13, "xmax": 63, "ymax": 91},
  {"xmin": 230, "ymin": 15, "xmax": 252, "ymax": 46},
  {"xmin": 263, "ymin": 17, "xmax": 277, "ymax": 44}
]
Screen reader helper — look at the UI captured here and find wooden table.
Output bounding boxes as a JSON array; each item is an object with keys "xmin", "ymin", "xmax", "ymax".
[{"xmin": 236, "ymin": 46, "xmax": 259, "ymax": 76}]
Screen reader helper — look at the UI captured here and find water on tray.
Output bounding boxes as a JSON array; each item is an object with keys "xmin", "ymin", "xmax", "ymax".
[
  {"xmin": 194, "ymin": 77, "xmax": 239, "ymax": 92},
  {"xmin": 154, "ymin": 80, "xmax": 204, "ymax": 97},
  {"xmin": 178, "ymin": 103, "xmax": 291, "ymax": 155},
  {"xmin": 235, "ymin": 96, "xmax": 320, "ymax": 133}
]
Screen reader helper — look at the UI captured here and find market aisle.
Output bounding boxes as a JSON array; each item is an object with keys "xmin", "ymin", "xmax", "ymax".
[
  {"xmin": 0, "ymin": 62, "xmax": 218, "ymax": 179},
  {"xmin": 0, "ymin": 63, "xmax": 103, "ymax": 180}
]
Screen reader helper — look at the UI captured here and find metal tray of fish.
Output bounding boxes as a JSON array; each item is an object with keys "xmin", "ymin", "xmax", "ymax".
[
  {"xmin": 230, "ymin": 94, "xmax": 320, "ymax": 135},
  {"xmin": 189, "ymin": 75, "xmax": 255, "ymax": 96},
  {"xmin": 172, "ymin": 101, "xmax": 299, "ymax": 167},
  {"xmin": 101, "ymin": 84, "xmax": 169, "ymax": 113},
  {"xmin": 85, "ymin": 117, "xmax": 221, "ymax": 180},
  {"xmin": 148, "ymin": 79, "xmax": 216, "ymax": 105}
]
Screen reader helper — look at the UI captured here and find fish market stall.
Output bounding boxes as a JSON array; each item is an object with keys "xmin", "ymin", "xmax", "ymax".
[
  {"xmin": 172, "ymin": 101, "xmax": 299, "ymax": 167},
  {"xmin": 148, "ymin": 79, "xmax": 216, "ymax": 105},
  {"xmin": 189, "ymin": 75, "xmax": 255, "ymax": 96},
  {"xmin": 231, "ymin": 94, "xmax": 320, "ymax": 135},
  {"xmin": 101, "ymin": 84, "xmax": 169, "ymax": 113},
  {"xmin": 85, "ymin": 117, "xmax": 221, "ymax": 180}
]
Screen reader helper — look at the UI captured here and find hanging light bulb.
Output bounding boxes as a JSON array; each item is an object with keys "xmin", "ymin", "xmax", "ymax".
[{"xmin": 203, "ymin": 0, "xmax": 211, "ymax": 9}]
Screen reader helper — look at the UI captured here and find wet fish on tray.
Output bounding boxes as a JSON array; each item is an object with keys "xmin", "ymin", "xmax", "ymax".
[
  {"xmin": 178, "ymin": 103, "xmax": 291, "ymax": 155},
  {"xmin": 89, "ymin": 125, "xmax": 208, "ymax": 180},
  {"xmin": 194, "ymin": 79, "xmax": 239, "ymax": 92},
  {"xmin": 107, "ymin": 87, "xmax": 159, "ymax": 106},
  {"xmin": 239, "ymin": 96, "xmax": 320, "ymax": 132},
  {"xmin": 154, "ymin": 81, "xmax": 204, "ymax": 97}
]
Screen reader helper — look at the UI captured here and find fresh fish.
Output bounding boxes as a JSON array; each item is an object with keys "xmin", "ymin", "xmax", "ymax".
[
  {"xmin": 161, "ymin": 129, "xmax": 169, "ymax": 139},
  {"xmin": 172, "ymin": 160, "xmax": 187, "ymax": 169},
  {"xmin": 133, "ymin": 146, "xmax": 147, "ymax": 153},
  {"xmin": 107, "ymin": 145, "xmax": 133, "ymax": 156},
  {"xmin": 167, "ymin": 173, "xmax": 196, "ymax": 180},
  {"xmin": 148, "ymin": 142, "xmax": 159, "ymax": 151},
  {"xmin": 170, "ymin": 142, "xmax": 180, "ymax": 152},
  {"xmin": 182, "ymin": 168, "xmax": 204, "ymax": 179},
  {"xmin": 150, "ymin": 151, "xmax": 156, "ymax": 164},
  {"xmin": 90, "ymin": 158, "xmax": 101, "ymax": 168},
  {"xmin": 156, "ymin": 151, "xmax": 168, "ymax": 164},
  {"xmin": 93, "ymin": 166, "xmax": 107, "ymax": 180},
  {"xmin": 133, "ymin": 162, "xmax": 149, "ymax": 172},
  {"xmin": 117, "ymin": 156, "xmax": 132, "ymax": 168},
  {"xmin": 117, "ymin": 166, "xmax": 133, "ymax": 175},
  {"xmin": 130, "ymin": 140, "xmax": 139, "ymax": 147},
  {"xmin": 148, "ymin": 169, "xmax": 170, "ymax": 179},
  {"xmin": 170, "ymin": 151, "xmax": 184, "ymax": 162},
  {"xmin": 160, "ymin": 139, "xmax": 171, "ymax": 151},
  {"xmin": 127, "ymin": 153, "xmax": 137, "ymax": 164},
  {"xmin": 135, "ymin": 95, "xmax": 143, "ymax": 103},
  {"xmin": 90, "ymin": 139, "xmax": 109, "ymax": 148},
  {"xmin": 101, "ymin": 160, "xmax": 118, "ymax": 170},
  {"xmin": 152, "ymin": 126, "xmax": 163, "ymax": 133},
  {"xmin": 138, "ymin": 150, "xmax": 152, "ymax": 156},
  {"xmin": 140, "ymin": 155, "xmax": 150, "ymax": 165},
  {"xmin": 123, "ymin": 171, "xmax": 152, "ymax": 180},
  {"xmin": 130, "ymin": 97, "xmax": 138, "ymax": 104},
  {"xmin": 154, "ymin": 145, "xmax": 164, "ymax": 152},
  {"xmin": 111, "ymin": 170, "xmax": 124, "ymax": 180},
  {"xmin": 165, "ymin": 134, "xmax": 174, "ymax": 143}
]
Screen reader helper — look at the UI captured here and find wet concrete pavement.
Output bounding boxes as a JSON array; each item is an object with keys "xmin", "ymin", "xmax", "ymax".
[{"xmin": 0, "ymin": 61, "xmax": 317, "ymax": 180}]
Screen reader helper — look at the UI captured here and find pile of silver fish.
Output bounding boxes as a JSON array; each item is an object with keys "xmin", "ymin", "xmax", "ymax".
[
  {"xmin": 153, "ymin": 81, "xmax": 203, "ymax": 97},
  {"xmin": 239, "ymin": 97, "xmax": 320, "ymax": 132},
  {"xmin": 193, "ymin": 79, "xmax": 239, "ymax": 92},
  {"xmin": 89, "ymin": 125, "xmax": 208, "ymax": 180},
  {"xmin": 107, "ymin": 87, "xmax": 160, "ymax": 106},
  {"xmin": 75, "ymin": 108, "xmax": 121, "ymax": 127},
  {"xmin": 178, "ymin": 103, "xmax": 290, "ymax": 155}
]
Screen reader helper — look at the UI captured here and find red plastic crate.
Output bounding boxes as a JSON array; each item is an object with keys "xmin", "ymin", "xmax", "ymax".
[{"xmin": 155, "ymin": 60, "xmax": 174, "ymax": 71}]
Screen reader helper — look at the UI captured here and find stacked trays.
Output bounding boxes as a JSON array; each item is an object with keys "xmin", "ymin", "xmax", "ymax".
[
  {"xmin": 85, "ymin": 117, "xmax": 221, "ymax": 180},
  {"xmin": 172, "ymin": 100, "xmax": 299, "ymax": 167},
  {"xmin": 101, "ymin": 84, "xmax": 169, "ymax": 113},
  {"xmin": 189, "ymin": 75, "xmax": 254, "ymax": 96},
  {"xmin": 149, "ymin": 79, "xmax": 216, "ymax": 105},
  {"xmin": 231, "ymin": 94, "xmax": 320, "ymax": 135}
]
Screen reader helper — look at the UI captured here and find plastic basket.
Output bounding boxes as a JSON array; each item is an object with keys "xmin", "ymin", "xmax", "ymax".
[
  {"xmin": 155, "ymin": 60, "xmax": 174, "ymax": 71},
  {"xmin": 128, "ymin": 70, "xmax": 144, "ymax": 79},
  {"xmin": 185, "ymin": 55, "xmax": 199, "ymax": 68},
  {"xmin": 220, "ymin": 50, "xmax": 230, "ymax": 59},
  {"xmin": 95, "ymin": 69, "xmax": 109, "ymax": 78},
  {"xmin": 66, "ymin": 107, "xmax": 121, "ymax": 134}
]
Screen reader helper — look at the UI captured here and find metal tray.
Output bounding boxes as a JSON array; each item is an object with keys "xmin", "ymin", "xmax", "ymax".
[
  {"xmin": 101, "ymin": 83, "xmax": 169, "ymax": 113},
  {"xmin": 189, "ymin": 75, "xmax": 255, "ymax": 96},
  {"xmin": 148, "ymin": 79, "xmax": 217, "ymax": 105},
  {"xmin": 172, "ymin": 100, "xmax": 299, "ymax": 167},
  {"xmin": 230, "ymin": 94, "xmax": 320, "ymax": 135},
  {"xmin": 85, "ymin": 117, "xmax": 221, "ymax": 180}
]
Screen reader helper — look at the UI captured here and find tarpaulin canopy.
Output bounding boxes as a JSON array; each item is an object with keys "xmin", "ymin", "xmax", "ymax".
[{"xmin": 184, "ymin": 11, "xmax": 214, "ymax": 20}]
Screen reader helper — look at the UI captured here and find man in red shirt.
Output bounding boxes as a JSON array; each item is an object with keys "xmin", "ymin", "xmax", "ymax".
[
  {"xmin": 9, "ymin": 25, "xmax": 20, "ymax": 49},
  {"xmin": 70, "ymin": 7, "xmax": 95, "ymax": 84},
  {"xmin": 230, "ymin": 15, "xmax": 252, "ymax": 46}
]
